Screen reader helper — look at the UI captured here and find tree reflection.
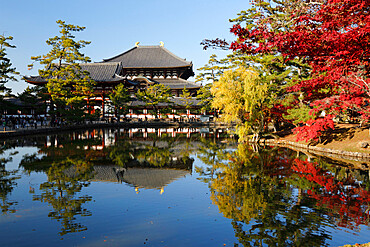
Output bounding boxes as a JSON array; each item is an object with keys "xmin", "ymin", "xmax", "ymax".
[
  {"xmin": 0, "ymin": 146, "xmax": 20, "ymax": 214},
  {"xmin": 19, "ymin": 129, "xmax": 197, "ymax": 235},
  {"xmin": 196, "ymin": 142, "xmax": 370, "ymax": 246},
  {"xmin": 109, "ymin": 138, "xmax": 135, "ymax": 167},
  {"xmin": 32, "ymin": 158, "xmax": 94, "ymax": 236},
  {"xmin": 195, "ymin": 137, "xmax": 227, "ymax": 182},
  {"xmin": 210, "ymin": 145, "xmax": 332, "ymax": 247},
  {"xmin": 136, "ymin": 142, "xmax": 173, "ymax": 167},
  {"xmin": 19, "ymin": 132, "xmax": 107, "ymax": 236},
  {"xmin": 292, "ymin": 159, "xmax": 370, "ymax": 231},
  {"xmin": 0, "ymin": 158, "xmax": 19, "ymax": 214},
  {"xmin": 135, "ymin": 130, "xmax": 180, "ymax": 167}
]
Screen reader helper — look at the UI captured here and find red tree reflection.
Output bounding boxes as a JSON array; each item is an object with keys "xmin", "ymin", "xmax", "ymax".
[{"xmin": 293, "ymin": 159, "xmax": 370, "ymax": 230}]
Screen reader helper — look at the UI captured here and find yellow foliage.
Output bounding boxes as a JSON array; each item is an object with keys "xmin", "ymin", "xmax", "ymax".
[{"xmin": 211, "ymin": 67, "xmax": 269, "ymax": 141}]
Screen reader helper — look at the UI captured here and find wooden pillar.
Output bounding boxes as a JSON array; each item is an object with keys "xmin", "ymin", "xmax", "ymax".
[
  {"xmin": 102, "ymin": 129, "xmax": 105, "ymax": 148},
  {"xmin": 87, "ymin": 97, "xmax": 90, "ymax": 116},
  {"xmin": 101, "ymin": 94, "xmax": 105, "ymax": 118}
]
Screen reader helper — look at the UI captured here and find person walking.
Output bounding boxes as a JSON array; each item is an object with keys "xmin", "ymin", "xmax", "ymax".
[{"xmin": 2, "ymin": 119, "xmax": 6, "ymax": 132}]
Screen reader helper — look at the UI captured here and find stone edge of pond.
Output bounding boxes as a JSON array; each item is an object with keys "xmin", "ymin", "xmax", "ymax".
[
  {"xmin": 0, "ymin": 121, "xmax": 229, "ymax": 140},
  {"xmin": 258, "ymin": 138, "xmax": 370, "ymax": 161}
]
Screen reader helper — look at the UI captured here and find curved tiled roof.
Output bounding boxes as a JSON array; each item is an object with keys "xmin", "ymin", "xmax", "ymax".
[
  {"xmin": 128, "ymin": 97, "xmax": 201, "ymax": 107},
  {"xmin": 24, "ymin": 62, "xmax": 125, "ymax": 83},
  {"xmin": 154, "ymin": 78, "xmax": 201, "ymax": 89},
  {"xmin": 171, "ymin": 97, "xmax": 201, "ymax": 106},
  {"xmin": 103, "ymin": 46, "xmax": 192, "ymax": 68},
  {"xmin": 127, "ymin": 77, "xmax": 200, "ymax": 90},
  {"xmin": 80, "ymin": 62, "xmax": 124, "ymax": 82},
  {"xmin": 88, "ymin": 165, "xmax": 190, "ymax": 189}
]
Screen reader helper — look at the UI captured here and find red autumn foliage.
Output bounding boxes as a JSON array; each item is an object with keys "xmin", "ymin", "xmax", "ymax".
[
  {"xmin": 294, "ymin": 115, "xmax": 335, "ymax": 142},
  {"xmin": 292, "ymin": 159, "xmax": 370, "ymax": 230},
  {"xmin": 230, "ymin": 0, "xmax": 370, "ymax": 141}
]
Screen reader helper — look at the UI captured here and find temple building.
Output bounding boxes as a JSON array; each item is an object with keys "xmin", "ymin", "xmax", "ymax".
[{"xmin": 25, "ymin": 42, "xmax": 202, "ymax": 119}]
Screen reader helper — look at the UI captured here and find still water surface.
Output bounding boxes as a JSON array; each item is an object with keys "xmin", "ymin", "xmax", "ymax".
[{"xmin": 0, "ymin": 128, "xmax": 369, "ymax": 246}]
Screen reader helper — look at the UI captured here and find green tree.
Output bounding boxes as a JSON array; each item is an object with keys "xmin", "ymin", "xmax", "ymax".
[
  {"xmin": 229, "ymin": 1, "xmax": 313, "ymax": 130},
  {"xmin": 0, "ymin": 35, "xmax": 18, "ymax": 96},
  {"xmin": 195, "ymin": 54, "xmax": 229, "ymax": 84},
  {"xmin": 136, "ymin": 83, "xmax": 172, "ymax": 119},
  {"xmin": 29, "ymin": 20, "xmax": 95, "ymax": 122},
  {"xmin": 178, "ymin": 86, "xmax": 193, "ymax": 120},
  {"xmin": 18, "ymin": 86, "xmax": 39, "ymax": 105},
  {"xmin": 109, "ymin": 83, "xmax": 131, "ymax": 122},
  {"xmin": 195, "ymin": 54, "xmax": 231, "ymax": 114},
  {"xmin": 18, "ymin": 86, "xmax": 49, "ymax": 116},
  {"xmin": 211, "ymin": 67, "xmax": 269, "ymax": 142},
  {"xmin": 202, "ymin": 1, "xmax": 313, "ymax": 131},
  {"xmin": 196, "ymin": 83, "xmax": 213, "ymax": 114}
]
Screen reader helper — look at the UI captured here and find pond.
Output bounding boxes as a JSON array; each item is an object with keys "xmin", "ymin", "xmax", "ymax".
[{"xmin": 0, "ymin": 127, "xmax": 369, "ymax": 246}]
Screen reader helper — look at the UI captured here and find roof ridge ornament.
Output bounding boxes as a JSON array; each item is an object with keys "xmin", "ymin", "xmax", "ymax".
[
  {"xmin": 135, "ymin": 42, "xmax": 140, "ymax": 47},
  {"xmin": 160, "ymin": 41, "xmax": 164, "ymax": 47}
]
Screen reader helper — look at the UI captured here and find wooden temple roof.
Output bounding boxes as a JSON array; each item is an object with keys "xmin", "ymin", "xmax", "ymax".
[
  {"xmin": 154, "ymin": 78, "xmax": 200, "ymax": 89},
  {"xmin": 65, "ymin": 165, "xmax": 190, "ymax": 189},
  {"xmin": 24, "ymin": 62, "xmax": 125, "ymax": 84},
  {"xmin": 128, "ymin": 97, "xmax": 201, "ymax": 107},
  {"xmin": 80, "ymin": 62, "xmax": 125, "ymax": 82},
  {"xmin": 103, "ymin": 46, "xmax": 192, "ymax": 69},
  {"xmin": 128, "ymin": 76, "xmax": 200, "ymax": 90},
  {"xmin": 24, "ymin": 45, "xmax": 200, "ymax": 90}
]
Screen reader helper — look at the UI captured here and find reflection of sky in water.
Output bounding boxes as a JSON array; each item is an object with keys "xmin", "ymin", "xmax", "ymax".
[
  {"xmin": 0, "ymin": 132, "xmax": 369, "ymax": 246},
  {"xmin": 3, "ymin": 147, "xmax": 41, "ymax": 170}
]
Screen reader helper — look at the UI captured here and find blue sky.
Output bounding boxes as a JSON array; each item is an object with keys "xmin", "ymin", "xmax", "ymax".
[{"xmin": 2, "ymin": 0, "xmax": 250, "ymax": 94}]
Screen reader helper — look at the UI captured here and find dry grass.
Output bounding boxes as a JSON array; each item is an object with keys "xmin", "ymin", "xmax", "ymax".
[
  {"xmin": 279, "ymin": 124, "xmax": 370, "ymax": 154},
  {"xmin": 340, "ymin": 243, "xmax": 370, "ymax": 247}
]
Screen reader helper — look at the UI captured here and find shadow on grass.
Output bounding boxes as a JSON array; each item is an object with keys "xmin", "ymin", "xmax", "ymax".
[{"xmin": 321, "ymin": 124, "xmax": 367, "ymax": 145}]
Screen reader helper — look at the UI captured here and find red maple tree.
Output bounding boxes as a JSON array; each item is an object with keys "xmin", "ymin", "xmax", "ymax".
[{"xmin": 230, "ymin": 0, "xmax": 370, "ymax": 141}]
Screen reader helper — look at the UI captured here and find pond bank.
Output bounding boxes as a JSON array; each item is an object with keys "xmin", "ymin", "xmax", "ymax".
[
  {"xmin": 340, "ymin": 242, "xmax": 370, "ymax": 247},
  {"xmin": 257, "ymin": 138, "xmax": 370, "ymax": 170},
  {"xmin": 254, "ymin": 124, "xmax": 370, "ymax": 164}
]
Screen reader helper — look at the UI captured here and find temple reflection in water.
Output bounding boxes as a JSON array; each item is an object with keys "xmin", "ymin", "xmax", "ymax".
[
  {"xmin": 1, "ymin": 127, "xmax": 370, "ymax": 246},
  {"xmin": 44, "ymin": 127, "xmax": 231, "ymax": 148},
  {"xmin": 23, "ymin": 127, "xmax": 233, "ymax": 194}
]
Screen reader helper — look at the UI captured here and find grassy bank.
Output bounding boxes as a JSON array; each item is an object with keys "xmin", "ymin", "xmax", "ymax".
[
  {"xmin": 279, "ymin": 124, "xmax": 370, "ymax": 155},
  {"xmin": 340, "ymin": 242, "xmax": 370, "ymax": 247}
]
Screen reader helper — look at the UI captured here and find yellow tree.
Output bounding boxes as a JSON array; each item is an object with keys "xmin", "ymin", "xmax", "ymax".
[{"xmin": 211, "ymin": 67, "xmax": 269, "ymax": 142}]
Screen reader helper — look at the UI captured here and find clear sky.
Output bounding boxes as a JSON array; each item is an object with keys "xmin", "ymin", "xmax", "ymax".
[{"xmin": 2, "ymin": 0, "xmax": 250, "ymax": 94}]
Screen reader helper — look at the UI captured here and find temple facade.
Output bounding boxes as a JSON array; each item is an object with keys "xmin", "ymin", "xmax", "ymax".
[{"xmin": 25, "ymin": 43, "xmax": 202, "ymax": 120}]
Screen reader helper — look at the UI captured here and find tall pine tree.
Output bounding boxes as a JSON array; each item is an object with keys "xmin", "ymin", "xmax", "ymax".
[
  {"xmin": 0, "ymin": 35, "xmax": 18, "ymax": 96},
  {"xmin": 29, "ymin": 20, "xmax": 95, "ymax": 123},
  {"xmin": 136, "ymin": 84, "xmax": 172, "ymax": 119}
]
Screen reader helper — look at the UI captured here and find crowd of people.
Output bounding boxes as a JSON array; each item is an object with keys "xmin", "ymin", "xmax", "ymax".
[
  {"xmin": 0, "ymin": 114, "xmax": 207, "ymax": 132},
  {"xmin": 0, "ymin": 116, "xmax": 47, "ymax": 131}
]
